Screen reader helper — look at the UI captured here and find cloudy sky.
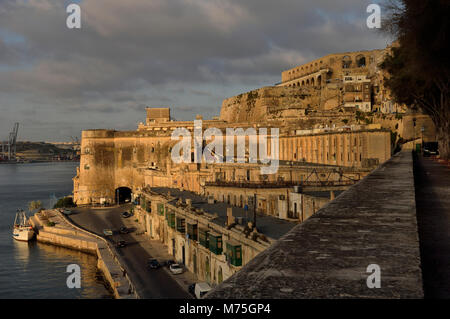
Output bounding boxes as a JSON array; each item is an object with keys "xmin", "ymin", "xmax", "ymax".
[{"xmin": 0, "ymin": 0, "xmax": 389, "ymax": 141}]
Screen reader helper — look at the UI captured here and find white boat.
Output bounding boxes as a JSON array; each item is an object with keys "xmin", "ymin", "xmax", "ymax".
[{"xmin": 12, "ymin": 210, "xmax": 35, "ymax": 242}]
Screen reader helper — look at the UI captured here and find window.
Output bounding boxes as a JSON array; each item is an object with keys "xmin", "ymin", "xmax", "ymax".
[
  {"xmin": 356, "ymin": 55, "xmax": 366, "ymax": 67},
  {"xmin": 342, "ymin": 56, "xmax": 352, "ymax": 69}
]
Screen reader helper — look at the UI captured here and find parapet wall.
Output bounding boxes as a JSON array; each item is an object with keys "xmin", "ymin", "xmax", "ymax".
[{"xmin": 207, "ymin": 151, "xmax": 423, "ymax": 298}]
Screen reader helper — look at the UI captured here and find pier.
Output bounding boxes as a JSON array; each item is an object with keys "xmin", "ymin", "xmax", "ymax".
[{"xmin": 29, "ymin": 209, "xmax": 138, "ymax": 299}]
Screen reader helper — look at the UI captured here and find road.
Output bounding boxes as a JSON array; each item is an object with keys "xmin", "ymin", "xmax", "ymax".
[
  {"xmin": 68, "ymin": 205, "xmax": 191, "ymax": 299},
  {"xmin": 414, "ymin": 155, "xmax": 450, "ymax": 298}
]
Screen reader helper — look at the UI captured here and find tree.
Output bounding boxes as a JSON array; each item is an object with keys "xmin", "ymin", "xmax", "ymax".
[
  {"xmin": 381, "ymin": 0, "xmax": 449, "ymax": 159},
  {"xmin": 28, "ymin": 200, "xmax": 42, "ymax": 212},
  {"xmin": 53, "ymin": 197, "xmax": 76, "ymax": 209}
]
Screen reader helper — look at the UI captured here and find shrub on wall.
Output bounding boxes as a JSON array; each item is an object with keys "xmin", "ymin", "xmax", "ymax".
[{"xmin": 53, "ymin": 197, "xmax": 76, "ymax": 209}]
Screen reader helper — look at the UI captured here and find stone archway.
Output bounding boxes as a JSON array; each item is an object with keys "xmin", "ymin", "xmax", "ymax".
[
  {"xmin": 356, "ymin": 54, "xmax": 366, "ymax": 67},
  {"xmin": 115, "ymin": 187, "xmax": 131, "ymax": 204},
  {"xmin": 342, "ymin": 55, "xmax": 352, "ymax": 69}
]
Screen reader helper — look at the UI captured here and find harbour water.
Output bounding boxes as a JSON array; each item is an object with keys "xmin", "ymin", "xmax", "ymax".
[{"xmin": 0, "ymin": 162, "xmax": 112, "ymax": 299}]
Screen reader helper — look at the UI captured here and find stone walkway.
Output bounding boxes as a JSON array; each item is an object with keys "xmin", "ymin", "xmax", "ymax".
[{"xmin": 414, "ymin": 155, "xmax": 450, "ymax": 298}]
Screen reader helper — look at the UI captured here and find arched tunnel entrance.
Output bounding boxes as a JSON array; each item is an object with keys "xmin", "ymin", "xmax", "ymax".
[{"xmin": 115, "ymin": 187, "xmax": 132, "ymax": 204}]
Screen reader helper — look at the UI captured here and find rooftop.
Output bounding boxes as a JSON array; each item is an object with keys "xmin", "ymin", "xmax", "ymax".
[{"xmin": 148, "ymin": 187, "xmax": 297, "ymax": 240}]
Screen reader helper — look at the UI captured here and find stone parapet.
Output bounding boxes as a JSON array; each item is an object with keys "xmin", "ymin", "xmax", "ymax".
[{"xmin": 207, "ymin": 151, "xmax": 423, "ymax": 298}]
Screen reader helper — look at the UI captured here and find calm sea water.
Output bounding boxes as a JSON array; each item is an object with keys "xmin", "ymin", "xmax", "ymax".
[{"xmin": 0, "ymin": 162, "xmax": 112, "ymax": 299}]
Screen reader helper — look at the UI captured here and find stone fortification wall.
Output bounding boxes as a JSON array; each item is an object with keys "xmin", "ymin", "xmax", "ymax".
[{"xmin": 207, "ymin": 151, "xmax": 423, "ymax": 298}]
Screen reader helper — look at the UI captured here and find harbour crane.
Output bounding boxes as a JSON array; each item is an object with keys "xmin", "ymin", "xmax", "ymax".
[{"xmin": 1, "ymin": 123, "xmax": 19, "ymax": 161}]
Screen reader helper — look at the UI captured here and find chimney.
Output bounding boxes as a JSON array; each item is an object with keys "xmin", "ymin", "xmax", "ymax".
[
  {"xmin": 330, "ymin": 191, "xmax": 335, "ymax": 200},
  {"xmin": 227, "ymin": 207, "xmax": 235, "ymax": 226},
  {"xmin": 185, "ymin": 198, "xmax": 192, "ymax": 207}
]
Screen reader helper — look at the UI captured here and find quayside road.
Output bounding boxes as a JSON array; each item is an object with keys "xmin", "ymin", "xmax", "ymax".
[
  {"xmin": 414, "ymin": 155, "xmax": 450, "ymax": 299},
  {"xmin": 68, "ymin": 205, "xmax": 191, "ymax": 299}
]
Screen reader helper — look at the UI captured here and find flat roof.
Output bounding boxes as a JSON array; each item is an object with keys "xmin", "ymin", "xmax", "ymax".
[{"xmin": 149, "ymin": 187, "xmax": 297, "ymax": 240}]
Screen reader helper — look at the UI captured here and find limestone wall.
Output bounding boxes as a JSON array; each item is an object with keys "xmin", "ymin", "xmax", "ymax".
[
  {"xmin": 219, "ymin": 86, "xmax": 314, "ymax": 123},
  {"xmin": 207, "ymin": 151, "xmax": 424, "ymax": 298},
  {"xmin": 74, "ymin": 129, "xmax": 174, "ymax": 205}
]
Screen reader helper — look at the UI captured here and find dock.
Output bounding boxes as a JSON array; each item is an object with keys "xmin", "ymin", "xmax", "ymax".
[{"xmin": 29, "ymin": 209, "xmax": 139, "ymax": 299}]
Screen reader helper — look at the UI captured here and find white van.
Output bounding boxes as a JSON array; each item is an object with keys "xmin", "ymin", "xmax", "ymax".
[{"xmin": 194, "ymin": 282, "xmax": 212, "ymax": 299}]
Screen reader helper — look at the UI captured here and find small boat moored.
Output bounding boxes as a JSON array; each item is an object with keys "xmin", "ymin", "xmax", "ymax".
[{"xmin": 12, "ymin": 209, "xmax": 35, "ymax": 242}]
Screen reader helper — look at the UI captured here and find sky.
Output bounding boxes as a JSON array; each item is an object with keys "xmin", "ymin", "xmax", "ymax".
[{"xmin": 0, "ymin": 0, "xmax": 390, "ymax": 142}]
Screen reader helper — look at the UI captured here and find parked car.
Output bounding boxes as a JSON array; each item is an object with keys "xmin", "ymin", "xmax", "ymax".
[
  {"xmin": 147, "ymin": 258, "xmax": 161, "ymax": 269},
  {"xmin": 164, "ymin": 260, "xmax": 176, "ymax": 268},
  {"xmin": 103, "ymin": 229, "xmax": 113, "ymax": 236},
  {"xmin": 423, "ymin": 142, "xmax": 439, "ymax": 157},
  {"xmin": 169, "ymin": 263, "xmax": 184, "ymax": 275},
  {"xmin": 115, "ymin": 240, "xmax": 127, "ymax": 248},
  {"xmin": 194, "ymin": 282, "xmax": 212, "ymax": 299},
  {"xmin": 119, "ymin": 227, "xmax": 129, "ymax": 234},
  {"xmin": 121, "ymin": 211, "xmax": 132, "ymax": 218}
]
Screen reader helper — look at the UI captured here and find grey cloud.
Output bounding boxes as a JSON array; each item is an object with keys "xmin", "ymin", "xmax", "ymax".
[{"xmin": 0, "ymin": 0, "xmax": 389, "ymax": 140}]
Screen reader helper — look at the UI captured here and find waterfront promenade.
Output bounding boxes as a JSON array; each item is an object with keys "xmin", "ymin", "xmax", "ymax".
[{"xmin": 68, "ymin": 205, "xmax": 192, "ymax": 299}]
